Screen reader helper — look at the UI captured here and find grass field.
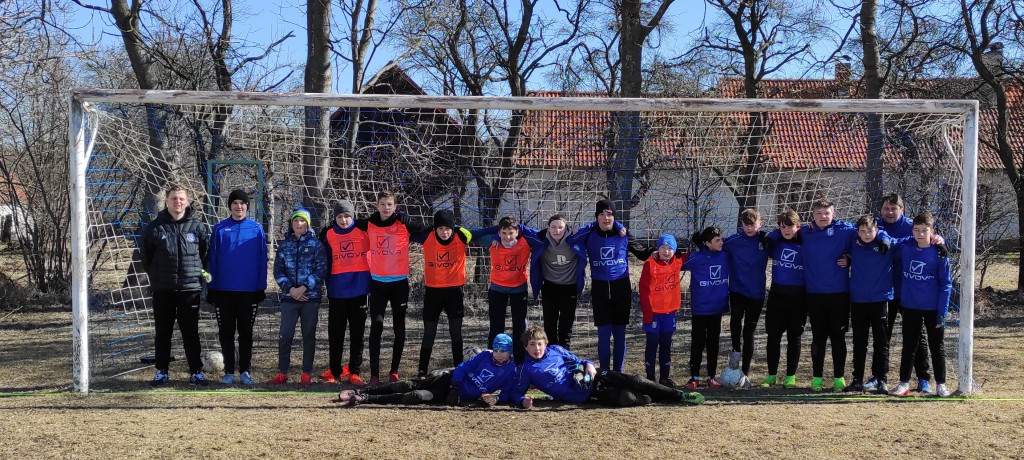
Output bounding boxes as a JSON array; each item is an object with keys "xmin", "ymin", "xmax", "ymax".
[{"xmin": 1, "ymin": 297, "xmax": 1024, "ymax": 459}]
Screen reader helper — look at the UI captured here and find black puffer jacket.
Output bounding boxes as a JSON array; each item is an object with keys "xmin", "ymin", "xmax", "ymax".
[{"xmin": 141, "ymin": 207, "xmax": 211, "ymax": 292}]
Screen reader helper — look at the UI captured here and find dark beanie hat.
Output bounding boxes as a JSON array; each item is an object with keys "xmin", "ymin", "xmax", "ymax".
[
  {"xmin": 595, "ymin": 199, "xmax": 615, "ymax": 217},
  {"xmin": 228, "ymin": 189, "xmax": 249, "ymax": 204},
  {"xmin": 333, "ymin": 200, "xmax": 356, "ymax": 218},
  {"xmin": 433, "ymin": 209, "xmax": 456, "ymax": 229}
]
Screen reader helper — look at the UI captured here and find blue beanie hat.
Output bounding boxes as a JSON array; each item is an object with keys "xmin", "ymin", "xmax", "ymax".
[
  {"xmin": 492, "ymin": 333, "xmax": 513, "ymax": 353},
  {"xmin": 657, "ymin": 234, "xmax": 678, "ymax": 252}
]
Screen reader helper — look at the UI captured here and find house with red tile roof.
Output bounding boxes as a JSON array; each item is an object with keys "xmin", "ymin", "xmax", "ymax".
[{"xmin": 0, "ymin": 175, "xmax": 34, "ymax": 244}]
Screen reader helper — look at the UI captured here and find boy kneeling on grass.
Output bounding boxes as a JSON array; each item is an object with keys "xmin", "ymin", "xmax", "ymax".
[
  {"xmin": 336, "ymin": 334, "xmax": 517, "ymax": 407},
  {"xmin": 510, "ymin": 325, "xmax": 705, "ymax": 408}
]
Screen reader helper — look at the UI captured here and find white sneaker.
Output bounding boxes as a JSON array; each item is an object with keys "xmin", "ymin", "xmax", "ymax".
[
  {"xmin": 891, "ymin": 381, "xmax": 911, "ymax": 397},
  {"xmin": 221, "ymin": 374, "xmax": 236, "ymax": 384},
  {"xmin": 936, "ymin": 383, "xmax": 952, "ymax": 397}
]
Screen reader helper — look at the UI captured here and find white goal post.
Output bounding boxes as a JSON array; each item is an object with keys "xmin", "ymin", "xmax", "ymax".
[{"xmin": 69, "ymin": 89, "xmax": 978, "ymax": 394}]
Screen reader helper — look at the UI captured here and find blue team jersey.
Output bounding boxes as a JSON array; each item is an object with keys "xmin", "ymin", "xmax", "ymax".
[
  {"xmin": 723, "ymin": 231, "xmax": 769, "ymax": 299},
  {"xmin": 450, "ymin": 350, "xmax": 517, "ymax": 403},
  {"xmin": 578, "ymin": 222, "xmax": 631, "ymax": 281},
  {"xmin": 899, "ymin": 244, "xmax": 953, "ymax": 323},
  {"xmin": 766, "ymin": 230, "xmax": 805, "ymax": 287},
  {"xmin": 848, "ymin": 232, "xmax": 897, "ymax": 303},
  {"xmin": 681, "ymin": 248, "xmax": 729, "ymax": 315},
  {"xmin": 800, "ymin": 220, "xmax": 856, "ymax": 294},
  {"xmin": 208, "ymin": 217, "xmax": 268, "ymax": 292},
  {"xmin": 510, "ymin": 345, "xmax": 595, "ymax": 406}
]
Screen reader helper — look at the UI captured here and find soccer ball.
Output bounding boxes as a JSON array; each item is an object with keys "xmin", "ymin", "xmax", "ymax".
[
  {"xmin": 463, "ymin": 346, "xmax": 481, "ymax": 362},
  {"xmin": 202, "ymin": 350, "xmax": 225, "ymax": 374}
]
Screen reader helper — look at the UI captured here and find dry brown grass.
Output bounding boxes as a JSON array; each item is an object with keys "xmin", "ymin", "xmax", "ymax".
[{"xmin": 1, "ymin": 301, "xmax": 1023, "ymax": 459}]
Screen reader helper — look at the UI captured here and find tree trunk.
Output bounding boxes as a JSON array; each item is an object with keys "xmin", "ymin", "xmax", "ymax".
[
  {"xmin": 611, "ymin": 0, "xmax": 645, "ymax": 229},
  {"xmin": 861, "ymin": 0, "xmax": 884, "ymax": 212},
  {"xmin": 303, "ymin": 0, "xmax": 333, "ymax": 226}
]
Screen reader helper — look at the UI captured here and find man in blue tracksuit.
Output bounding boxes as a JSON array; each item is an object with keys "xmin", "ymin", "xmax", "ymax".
[
  {"xmin": 510, "ymin": 325, "xmax": 704, "ymax": 408},
  {"xmin": 801, "ymin": 198, "xmax": 856, "ymax": 393},
  {"xmin": 891, "ymin": 211, "xmax": 953, "ymax": 398},
  {"xmin": 876, "ymin": 193, "xmax": 931, "ymax": 393},
  {"xmin": 207, "ymin": 189, "xmax": 267, "ymax": 385},
  {"xmin": 723, "ymin": 208, "xmax": 769, "ymax": 376},
  {"xmin": 574, "ymin": 199, "xmax": 643, "ymax": 372},
  {"xmin": 336, "ymin": 334, "xmax": 517, "ymax": 406}
]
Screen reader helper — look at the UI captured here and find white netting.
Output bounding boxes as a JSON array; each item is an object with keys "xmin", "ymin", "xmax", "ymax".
[{"xmin": 74, "ymin": 93, "xmax": 973, "ymax": 390}]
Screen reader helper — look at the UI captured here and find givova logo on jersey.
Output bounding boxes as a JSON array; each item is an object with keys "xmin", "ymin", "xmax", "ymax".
[
  {"xmin": 592, "ymin": 246, "xmax": 625, "ymax": 267},
  {"xmin": 471, "ymin": 368, "xmax": 494, "ymax": 391},
  {"xmin": 654, "ymin": 273, "xmax": 680, "ymax": 292},
  {"xmin": 772, "ymin": 248, "xmax": 803, "ymax": 271},
  {"xmin": 333, "ymin": 240, "xmax": 367, "ymax": 261},
  {"xmin": 372, "ymin": 235, "xmax": 402, "ymax": 256},
  {"xmin": 904, "ymin": 260, "xmax": 935, "ymax": 281},
  {"xmin": 494, "ymin": 254, "xmax": 526, "ymax": 272},
  {"xmin": 700, "ymin": 265, "xmax": 727, "ymax": 287},
  {"xmin": 427, "ymin": 251, "xmax": 457, "ymax": 268}
]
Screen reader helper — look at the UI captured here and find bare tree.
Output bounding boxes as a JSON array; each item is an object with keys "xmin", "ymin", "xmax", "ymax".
[
  {"xmin": 685, "ymin": 0, "xmax": 827, "ymax": 219},
  {"xmin": 954, "ymin": 0, "xmax": 1024, "ymax": 290}
]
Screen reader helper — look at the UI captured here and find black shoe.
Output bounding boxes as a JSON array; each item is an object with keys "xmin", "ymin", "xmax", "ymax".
[
  {"xmin": 844, "ymin": 380, "xmax": 864, "ymax": 392},
  {"xmin": 659, "ymin": 377, "xmax": 677, "ymax": 388},
  {"xmin": 875, "ymin": 381, "xmax": 889, "ymax": 395}
]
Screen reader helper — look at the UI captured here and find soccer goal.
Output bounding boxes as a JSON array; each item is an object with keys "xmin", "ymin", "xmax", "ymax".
[{"xmin": 69, "ymin": 89, "xmax": 979, "ymax": 393}]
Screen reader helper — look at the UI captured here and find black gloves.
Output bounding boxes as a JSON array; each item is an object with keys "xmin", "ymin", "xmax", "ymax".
[
  {"xmin": 446, "ymin": 387, "xmax": 461, "ymax": 406},
  {"xmin": 936, "ymin": 244, "xmax": 948, "ymax": 258}
]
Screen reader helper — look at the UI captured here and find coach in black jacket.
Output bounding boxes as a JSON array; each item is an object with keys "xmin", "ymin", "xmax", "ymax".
[{"xmin": 140, "ymin": 185, "xmax": 211, "ymax": 386}]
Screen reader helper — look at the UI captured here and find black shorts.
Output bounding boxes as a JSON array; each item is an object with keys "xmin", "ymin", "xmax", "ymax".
[
  {"xmin": 423, "ymin": 286, "xmax": 465, "ymax": 322},
  {"xmin": 591, "ymin": 277, "xmax": 632, "ymax": 326}
]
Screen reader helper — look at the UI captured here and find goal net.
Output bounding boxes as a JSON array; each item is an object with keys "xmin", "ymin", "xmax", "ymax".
[{"xmin": 69, "ymin": 90, "xmax": 978, "ymax": 393}]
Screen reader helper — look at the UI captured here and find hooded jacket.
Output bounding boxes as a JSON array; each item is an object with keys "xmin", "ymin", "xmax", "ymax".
[{"xmin": 274, "ymin": 227, "xmax": 327, "ymax": 302}]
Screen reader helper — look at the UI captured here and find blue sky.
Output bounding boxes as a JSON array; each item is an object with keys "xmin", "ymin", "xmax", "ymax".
[{"xmin": 65, "ymin": 1, "xmax": 835, "ymax": 93}]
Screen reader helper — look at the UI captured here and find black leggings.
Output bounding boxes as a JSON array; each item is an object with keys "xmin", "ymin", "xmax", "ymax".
[
  {"xmin": 729, "ymin": 292, "xmax": 763, "ymax": 374},
  {"xmin": 589, "ymin": 369, "xmax": 682, "ymax": 407},
  {"xmin": 887, "ymin": 299, "xmax": 931, "ymax": 381},
  {"xmin": 541, "ymin": 281, "xmax": 578, "ymax": 349},
  {"xmin": 764, "ymin": 285, "xmax": 807, "ymax": 376},
  {"xmin": 689, "ymin": 314, "xmax": 722, "ymax": 378},
  {"xmin": 419, "ymin": 286, "xmax": 465, "ymax": 374},
  {"xmin": 214, "ymin": 294, "xmax": 260, "ymax": 374},
  {"xmin": 851, "ymin": 301, "xmax": 889, "ymax": 382},
  {"xmin": 362, "ymin": 372, "xmax": 454, "ymax": 405},
  {"xmin": 899, "ymin": 308, "xmax": 946, "ymax": 384},
  {"xmin": 806, "ymin": 292, "xmax": 850, "ymax": 378},
  {"xmin": 369, "ymin": 279, "xmax": 409, "ymax": 377},
  {"xmin": 487, "ymin": 288, "xmax": 528, "ymax": 364},
  {"xmin": 327, "ymin": 295, "xmax": 367, "ymax": 377}
]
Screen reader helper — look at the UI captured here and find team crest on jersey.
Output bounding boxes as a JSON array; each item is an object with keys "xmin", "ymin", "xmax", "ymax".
[
  {"xmin": 872, "ymin": 246, "xmax": 880, "ymax": 253},
  {"xmin": 910, "ymin": 260, "xmax": 926, "ymax": 274},
  {"xmin": 710, "ymin": 265, "xmax": 722, "ymax": 279},
  {"xmin": 758, "ymin": 242, "xmax": 764, "ymax": 250},
  {"xmin": 376, "ymin": 236, "xmax": 390, "ymax": 248},
  {"xmin": 826, "ymin": 228, "xmax": 834, "ymax": 236},
  {"xmin": 600, "ymin": 246, "xmax": 615, "ymax": 260},
  {"xmin": 781, "ymin": 248, "xmax": 797, "ymax": 262},
  {"xmin": 186, "ymin": 233, "xmax": 196, "ymax": 243}
]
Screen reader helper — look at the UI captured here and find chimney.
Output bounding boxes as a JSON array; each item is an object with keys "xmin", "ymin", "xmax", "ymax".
[{"xmin": 835, "ymin": 62, "xmax": 852, "ymax": 83}]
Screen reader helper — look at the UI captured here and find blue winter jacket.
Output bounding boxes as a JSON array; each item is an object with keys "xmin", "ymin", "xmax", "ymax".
[
  {"xmin": 450, "ymin": 350, "xmax": 517, "ymax": 403},
  {"xmin": 800, "ymin": 220, "xmax": 856, "ymax": 294},
  {"xmin": 899, "ymin": 244, "xmax": 953, "ymax": 324},
  {"xmin": 723, "ymin": 231, "xmax": 769, "ymax": 299},
  {"xmin": 208, "ymin": 217, "xmax": 268, "ymax": 293},
  {"xmin": 681, "ymin": 248, "xmax": 730, "ymax": 315},
  {"xmin": 766, "ymin": 230, "xmax": 805, "ymax": 287},
  {"xmin": 878, "ymin": 215, "xmax": 913, "ymax": 298},
  {"xmin": 510, "ymin": 345, "xmax": 595, "ymax": 407},
  {"xmin": 274, "ymin": 229, "xmax": 327, "ymax": 302}
]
